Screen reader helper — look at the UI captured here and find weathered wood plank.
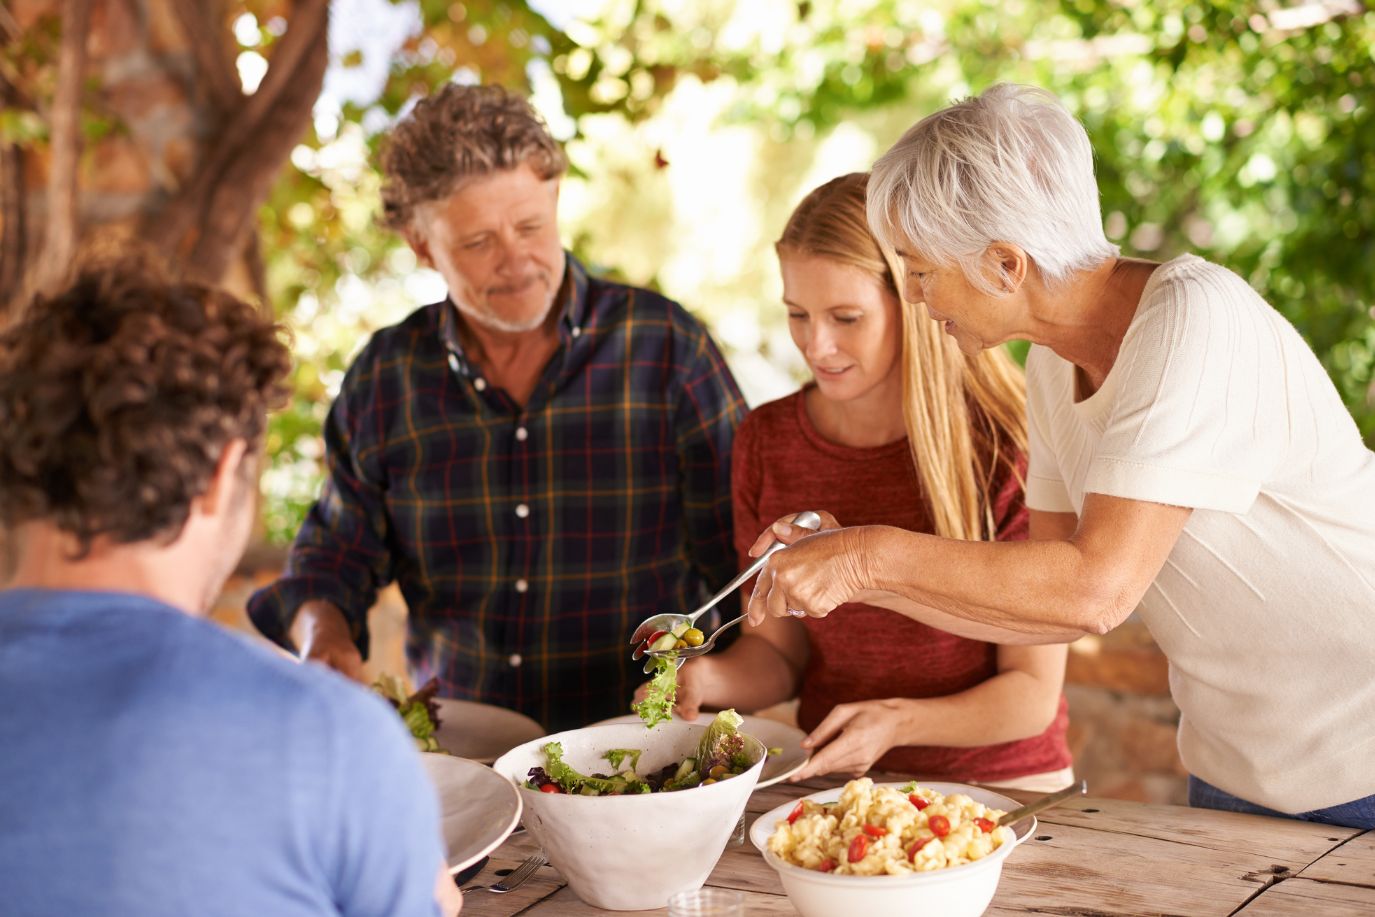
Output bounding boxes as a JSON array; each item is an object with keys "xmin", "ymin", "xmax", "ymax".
[
  {"xmin": 455, "ymin": 850, "xmax": 564, "ymax": 917},
  {"xmin": 517, "ymin": 885, "xmax": 798, "ymax": 915},
  {"xmin": 985, "ymin": 821, "xmax": 1291, "ymax": 917},
  {"xmin": 1296, "ymin": 831, "xmax": 1375, "ymax": 887},
  {"xmin": 1025, "ymin": 797, "xmax": 1358, "ymax": 865},
  {"xmin": 1234, "ymin": 876, "xmax": 1375, "ymax": 915}
]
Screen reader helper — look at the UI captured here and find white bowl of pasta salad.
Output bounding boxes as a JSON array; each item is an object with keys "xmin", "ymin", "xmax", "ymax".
[{"xmin": 749, "ymin": 778, "xmax": 1035, "ymax": 917}]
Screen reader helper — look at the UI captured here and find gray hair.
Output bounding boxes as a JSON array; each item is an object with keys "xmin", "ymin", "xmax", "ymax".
[
  {"xmin": 867, "ymin": 83, "xmax": 1118, "ymax": 291},
  {"xmin": 380, "ymin": 83, "xmax": 568, "ymax": 231}
]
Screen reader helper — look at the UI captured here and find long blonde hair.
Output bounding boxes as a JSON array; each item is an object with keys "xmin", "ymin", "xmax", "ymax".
[{"xmin": 777, "ymin": 172, "xmax": 1028, "ymax": 541}]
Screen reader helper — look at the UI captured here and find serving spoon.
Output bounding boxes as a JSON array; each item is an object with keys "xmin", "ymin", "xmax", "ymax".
[
  {"xmin": 996, "ymin": 779, "xmax": 1088, "ymax": 829},
  {"xmin": 628, "ymin": 510, "xmax": 823, "ymax": 664}
]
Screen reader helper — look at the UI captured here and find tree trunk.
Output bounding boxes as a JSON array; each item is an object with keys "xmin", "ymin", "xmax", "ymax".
[
  {"xmin": 26, "ymin": 0, "xmax": 93, "ymax": 298},
  {"xmin": 0, "ymin": 0, "xmax": 328, "ymax": 307}
]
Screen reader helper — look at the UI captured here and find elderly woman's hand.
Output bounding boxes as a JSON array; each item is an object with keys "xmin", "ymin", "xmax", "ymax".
[
  {"xmin": 744, "ymin": 522, "xmax": 873, "ymax": 626},
  {"xmin": 746, "ymin": 510, "xmax": 842, "ymax": 557}
]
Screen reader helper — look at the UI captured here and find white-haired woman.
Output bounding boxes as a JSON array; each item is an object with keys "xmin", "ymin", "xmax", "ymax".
[{"xmin": 744, "ymin": 84, "xmax": 1375, "ymax": 829}]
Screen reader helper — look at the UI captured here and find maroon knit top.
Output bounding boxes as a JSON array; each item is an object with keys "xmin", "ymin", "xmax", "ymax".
[{"xmin": 731, "ymin": 388, "xmax": 1072, "ymax": 782}]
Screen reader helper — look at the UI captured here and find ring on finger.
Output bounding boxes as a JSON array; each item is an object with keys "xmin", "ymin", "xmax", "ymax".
[{"xmin": 787, "ymin": 607, "xmax": 806, "ymax": 618}]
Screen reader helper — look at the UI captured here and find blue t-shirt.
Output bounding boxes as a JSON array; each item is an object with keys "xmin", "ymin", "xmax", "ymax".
[{"xmin": 0, "ymin": 589, "xmax": 443, "ymax": 917}]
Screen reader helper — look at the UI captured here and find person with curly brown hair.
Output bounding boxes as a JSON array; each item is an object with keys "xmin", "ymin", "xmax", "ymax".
[
  {"xmin": 248, "ymin": 84, "xmax": 746, "ymax": 731},
  {"xmin": 0, "ymin": 267, "xmax": 460, "ymax": 916}
]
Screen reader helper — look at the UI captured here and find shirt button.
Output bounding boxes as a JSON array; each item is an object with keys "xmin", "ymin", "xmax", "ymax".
[
  {"xmin": 515, "ymin": 503, "xmax": 530, "ymax": 518},
  {"xmin": 447, "ymin": 353, "xmax": 460, "ymax": 373},
  {"xmin": 515, "ymin": 578, "xmax": 529, "ymax": 593},
  {"xmin": 474, "ymin": 377, "xmax": 487, "ymax": 392},
  {"xmin": 515, "ymin": 426, "xmax": 528, "ymax": 442},
  {"xmin": 570, "ymin": 326, "xmax": 582, "ymax": 338},
  {"xmin": 508, "ymin": 653, "xmax": 523, "ymax": 668}
]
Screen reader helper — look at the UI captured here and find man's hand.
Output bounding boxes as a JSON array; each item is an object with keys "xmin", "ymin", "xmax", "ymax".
[
  {"xmin": 745, "ymin": 523, "xmax": 874, "ymax": 627},
  {"xmin": 290, "ymin": 600, "xmax": 365, "ymax": 683},
  {"xmin": 789, "ymin": 699, "xmax": 907, "ymax": 781}
]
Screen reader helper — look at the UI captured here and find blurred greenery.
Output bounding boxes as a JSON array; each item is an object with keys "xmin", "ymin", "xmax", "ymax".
[{"xmin": 241, "ymin": 0, "xmax": 1373, "ymax": 543}]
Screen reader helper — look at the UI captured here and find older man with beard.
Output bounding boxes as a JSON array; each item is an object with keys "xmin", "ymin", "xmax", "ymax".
[{"xmin": 250, "ymin": 84, "xmax": 745, "ymax": 731}]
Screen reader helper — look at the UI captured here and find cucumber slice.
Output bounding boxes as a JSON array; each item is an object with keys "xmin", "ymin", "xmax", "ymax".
[
  {"xmin": 670, "ymin": 622, "xmax": 692, "ymax": 638},
  {"xmin": 672, "ymin": 757, "xmax": 697, "ymax": 782},
  {"xmin": 649, "ymin": 632, "xmax": 679, "ymax": 653}
]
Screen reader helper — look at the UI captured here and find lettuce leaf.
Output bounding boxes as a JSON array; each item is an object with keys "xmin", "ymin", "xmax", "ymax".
[
  {"xmin": 541, "ymin": 741, "xmax": 645, "ymax": 795},
  {"xmin": 698, "ymin": 709, "xmax": 751, "ymax": 773},
  {"xmin": 632, "ymin": 655, "xmax": 677, "ymax": 728}
]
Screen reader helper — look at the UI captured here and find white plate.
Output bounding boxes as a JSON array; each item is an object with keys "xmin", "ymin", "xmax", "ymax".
[
  {"xmin": 589, "ymin": 712, "xmax": 810, "ymax": 788},
  {"xmin": 432, "ymin": 698, "xmax": 545, "ymax": 764},
  {"xmin": 749, "ymin": 780, "xmax": 1037, "ymax": 854},
  {"xmin": 420, "ymin": 753, "xmax": 524, "ymax": 874}
]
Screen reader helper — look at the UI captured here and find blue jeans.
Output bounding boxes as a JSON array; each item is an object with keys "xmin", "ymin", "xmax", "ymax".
[{"xmin": 1189, "ymin": 776, "xmax": 1375, "ymax": 829}]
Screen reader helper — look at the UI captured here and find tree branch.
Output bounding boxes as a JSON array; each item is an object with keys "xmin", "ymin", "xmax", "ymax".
[
  {"xmin": 28, "ymin": 0, "xmax": 93, "ymax": 296},
  {"xmin": 170, "ymin": 0, "xmax": 244, "ymax": 114},
  {"xmin": 0, "ymin": 145, "xmax": 28, "ymax": 321},
  {"xmin": 145, "ymin": 0, "xmax": 329, "ymax": 282}
]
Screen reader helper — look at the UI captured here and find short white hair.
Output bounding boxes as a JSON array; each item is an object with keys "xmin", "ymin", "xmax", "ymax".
[{"xmin": 867, "ymin": 83, "xmax": 1118, "ymax": 291}]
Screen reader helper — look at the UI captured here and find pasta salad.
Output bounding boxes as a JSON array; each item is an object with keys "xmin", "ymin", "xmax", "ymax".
[{"xmin": 767, "ymin": 778, "xmax": 1017, "ymax": 876}]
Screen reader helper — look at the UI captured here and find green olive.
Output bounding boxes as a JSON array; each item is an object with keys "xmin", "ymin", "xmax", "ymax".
[{"xmin": 683, "ymin": 627, "xmax": 705, "ymax": 647}]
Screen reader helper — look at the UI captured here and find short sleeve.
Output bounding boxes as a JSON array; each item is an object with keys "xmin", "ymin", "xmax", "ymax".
[
  {"xmin": 1085, "ymin": 268, "xmax": 1285, "ymax": 513},
  {"xmin": 1024, "ymin": 347, "xmax": 1075, "ymax": 514}
]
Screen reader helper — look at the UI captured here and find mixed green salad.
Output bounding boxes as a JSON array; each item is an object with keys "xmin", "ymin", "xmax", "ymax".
[
  {"xmin": 372, "ymin": 674, "xmax": 447, "ymax": 753},
  {"xmin": 525, "ymin": 710, "xmax": 755, "ymax": 795},
  {"xmin": 631, "ymin": 621, "xmax": 703, "ymax": 728}
]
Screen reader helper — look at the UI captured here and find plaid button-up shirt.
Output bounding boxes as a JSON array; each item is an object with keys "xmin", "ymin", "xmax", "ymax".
[{"xmin": 249, "ymin": 255, "xmax": 745, "ymax": 730}]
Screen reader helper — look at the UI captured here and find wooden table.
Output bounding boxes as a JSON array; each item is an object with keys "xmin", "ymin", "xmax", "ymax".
[{"xmin": 460, "ymin": 772, "xmax": 1375, "ymax": 916}]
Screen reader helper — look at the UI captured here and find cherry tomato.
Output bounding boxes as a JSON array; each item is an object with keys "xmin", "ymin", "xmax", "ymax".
[
  {"xmin": 975, "ymin": 817, "xmax": 995, "ymax": 833},
  {"xmin": 928, "ymin": 814, "xmax": 951, "ymax": 837},
  {"xmin": 787, "ymin": 802, "xmax": 805, "ymax": 825},
  {"xmin": 539, "ymin": 783, "xmax": 561, "ymax": 794},
  {"xmin": 817, "ymin": 858, "xmax": 837, "ymax": 873},
  {"xmin": 646, "ymin": 630, "xmax": 667, "ymax": 645},
  {"xmin": 862, "ymin": 824, "xmax": 888, "ymax": 838},
  {"xmin": 908, "ymin": 793, "xmax": 930, "ymax": 810},
  {"xmin": 907, "ymin": 837, "xmax": 932, "ymax": 861},
  {"xmin": 848, "ymin": 834, "xmax": 868, "ymax": 863}
]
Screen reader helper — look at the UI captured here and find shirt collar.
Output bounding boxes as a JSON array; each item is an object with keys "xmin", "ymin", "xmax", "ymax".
[{"xmin": 438, "ymin": 251, "xmax": 589, "ymax": 371}]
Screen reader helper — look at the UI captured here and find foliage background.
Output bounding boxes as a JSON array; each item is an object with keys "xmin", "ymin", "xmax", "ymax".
[{"xmin": 100, "ymin": 0, "xmax": 1375, "ymax": 540}]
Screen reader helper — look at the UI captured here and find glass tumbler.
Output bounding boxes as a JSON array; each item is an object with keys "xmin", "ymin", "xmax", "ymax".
[{"xmin": 666, "ymin": 887, "xmax": 745, "ymax": 917}]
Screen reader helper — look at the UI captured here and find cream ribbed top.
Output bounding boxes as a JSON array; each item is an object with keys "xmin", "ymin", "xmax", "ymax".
[{"xmin": 1025, "ymin": 254, "xmax": 1375, "ymax": 813}]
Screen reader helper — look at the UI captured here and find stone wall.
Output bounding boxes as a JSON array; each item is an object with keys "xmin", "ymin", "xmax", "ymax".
[{"xmin": 215, "ymin": 562, "xmax": 1187, "ymax": 805}]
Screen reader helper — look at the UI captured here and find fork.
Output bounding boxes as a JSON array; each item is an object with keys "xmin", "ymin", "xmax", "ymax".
[
  {"xmin": 461, "ymin": 852, "xmax": 547, "ymax": 894},
  {"xmin": 640, "ymin": 609, "xmax": 749, "ymax": 673},
  {"xmin": 634, "ymin": 510, "xmax": 822, "ymax": 673}
]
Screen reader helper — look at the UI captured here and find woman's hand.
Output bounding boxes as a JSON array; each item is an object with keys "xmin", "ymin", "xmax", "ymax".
[
  {"xmin": 744, "ymin": 523, "xmax": 875, "ymax": 626},
  {"xmin": 789, "ymin": 699, "xmax": 911, "ymax": 781},
  {"xmin": 633, "ymin": 657, "xmax": 714, "ymax": 721}
]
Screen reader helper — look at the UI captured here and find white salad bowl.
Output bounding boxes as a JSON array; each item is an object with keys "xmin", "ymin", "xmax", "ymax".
[
  {"xmin": 749, "ymin": 781, "xmax": 1036, "ymax": 917},
  {"xmin": 492, "ymin": 722, "xmax": 766, "ymax": 911}
]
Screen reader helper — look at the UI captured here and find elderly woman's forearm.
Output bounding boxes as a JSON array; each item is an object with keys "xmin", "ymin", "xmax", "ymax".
[{"xmin": 857, "ymin": 525, "xmax": 1135, "ymax": 637}]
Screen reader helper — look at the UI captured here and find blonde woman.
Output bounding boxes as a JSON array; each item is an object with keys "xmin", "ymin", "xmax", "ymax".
[{"xmin": 647, "ymin": 173, "xmax": 1072, "ymax": 787}]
